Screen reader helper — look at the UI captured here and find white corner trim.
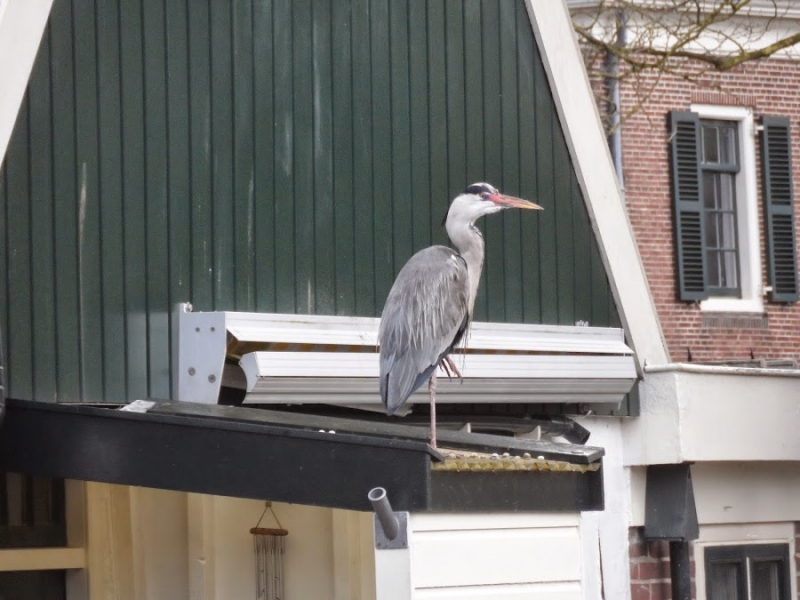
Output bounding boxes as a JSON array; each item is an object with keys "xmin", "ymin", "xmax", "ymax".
[
  {"xmin": 691, "ymin": 104, "xmax": 764, "ymax": 314},
  {"xmin": 524, "ymin": 0, "xmax": 670, "ymax": 369},
  {"xmin": 0, "ymin": 0, "xmax": 53, "ymax": 168}
]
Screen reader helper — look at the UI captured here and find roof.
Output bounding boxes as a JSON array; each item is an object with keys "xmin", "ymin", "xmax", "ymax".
[{"xmin": 0, "ymin": 398, "xmax": 603, "ymax": 513}]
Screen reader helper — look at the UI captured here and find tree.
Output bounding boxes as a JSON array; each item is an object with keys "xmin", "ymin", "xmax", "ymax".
[{"xmin": 571, "ymin": 0, "xmax": 800, "ymax": 132}]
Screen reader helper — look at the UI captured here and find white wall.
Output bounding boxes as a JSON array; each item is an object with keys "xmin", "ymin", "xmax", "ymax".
[
  {"xmin": 409, "ymin": 513, "xmax": 583, "ymax": 599},
  {"xmin": 625, "ymin": 368, "xmax": 800, "ymax": 465}
]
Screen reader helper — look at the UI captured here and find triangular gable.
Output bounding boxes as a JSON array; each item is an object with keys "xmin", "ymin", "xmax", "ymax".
[
  {"xmin": 525, "ymin": 0, "xmax": 668, "ymax": 369},
  {"xmin": 0, "ymin": 0, "xmax": 664, "ymax": 405}
]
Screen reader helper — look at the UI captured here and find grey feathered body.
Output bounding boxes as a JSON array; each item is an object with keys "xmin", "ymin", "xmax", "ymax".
[{"xmin": 378, "ymin": 245, "xmax": 470, "ymax": 415}]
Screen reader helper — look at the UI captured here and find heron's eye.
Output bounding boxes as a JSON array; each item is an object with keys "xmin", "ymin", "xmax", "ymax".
[{"xmin": 481, "ymin": 192, "xmax": 489, "ymax": 200}]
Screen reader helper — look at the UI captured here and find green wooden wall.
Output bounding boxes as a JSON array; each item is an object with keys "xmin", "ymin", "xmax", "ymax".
[{"xmin": 0, "ymin": 0, "xmax": 620, "ymax": 404}]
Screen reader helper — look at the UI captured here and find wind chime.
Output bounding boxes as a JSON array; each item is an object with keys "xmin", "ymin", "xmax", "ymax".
[{"xmin": 251, "ymin": 502, "xmax": 288, "ymax": 600}]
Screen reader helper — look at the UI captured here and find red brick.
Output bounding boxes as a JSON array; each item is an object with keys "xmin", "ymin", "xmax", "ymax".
[{"xmin": 584, "ymin": 54, "xmax": 800, "ymax": 363}]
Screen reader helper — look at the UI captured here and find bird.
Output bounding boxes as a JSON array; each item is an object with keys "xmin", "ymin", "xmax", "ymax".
[{"xmin": 378, "ymin": 182, "xmax": 542, "ymax": 447}]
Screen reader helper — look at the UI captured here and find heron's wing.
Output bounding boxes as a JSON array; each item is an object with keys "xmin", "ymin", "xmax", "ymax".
[{"xmin": 378, "ymin": 246, "xmax": 469, "ymax": 415}]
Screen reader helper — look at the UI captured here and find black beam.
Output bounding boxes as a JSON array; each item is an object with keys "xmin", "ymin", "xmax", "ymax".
[
  {"xmin": 432, "ymin": 466, "xmax": 604, "ymax": 512},
  {"xmin": 155, "ymin": 402, "xmax": 604, "ymax": 464},
  {"xmin": 0, "ymin": 400, "xmax": 432, "ymax": 512}
]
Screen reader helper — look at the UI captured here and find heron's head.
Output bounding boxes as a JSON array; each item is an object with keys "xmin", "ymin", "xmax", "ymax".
[{"xmin": 445, "ymin": 182, "xmax": 542, "ymax": 230}]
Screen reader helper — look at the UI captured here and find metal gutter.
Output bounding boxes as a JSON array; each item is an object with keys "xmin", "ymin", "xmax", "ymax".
[{"xmin": 644, "ymin": 362, "xmax": 800, "ymax": 378}]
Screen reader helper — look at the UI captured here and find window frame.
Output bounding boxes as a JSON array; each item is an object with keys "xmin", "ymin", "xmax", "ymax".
[
  {"xmin": 705, "ymin": 543, "xmax": 791, "ymax": 600},
  {"xmin": 699, "ymin": 118, "xmax": 742, "ymax": 296},
  {"xmin": 691, "ymin": 104, "xmax": 764, "ymax": 314}
]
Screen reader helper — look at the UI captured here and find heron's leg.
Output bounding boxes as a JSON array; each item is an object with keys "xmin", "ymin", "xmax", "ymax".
[
  {"xmin": 443, "ymin": 355, "xmax": 463, "ymax": 381},
  {"xmin": 428, "ymin": 370, "xmax": 437, "ymax": 448},
  {"xmin": 440, "ymin": 358, "xmax": 454, "ymax": 380}
]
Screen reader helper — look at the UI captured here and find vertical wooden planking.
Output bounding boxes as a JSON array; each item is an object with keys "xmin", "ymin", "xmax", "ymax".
[
  {"xmin": 331, "ymin": 0, "xmax": 355, "ymax": 315},
  {"xmin": 120, "ymin": 0, "xmax": 149, "ymax": 399},
  {"xmin": 273, "ymin": 0, "xmax": 295, "ymax": 313},
  {"xmin": 351, "ymin": 0, "xmax": 374, "ymax": 316},
  {"xmin": 572, "ymin": 173, "xmax": 593, "ymax": 324},
  {"xmin": 97, "ymin": 0, "xmax": 127, "ymax": 400},
  {"xmin": 591, "ymin": 241, "xmax": 611, "ymax": 327},
  {"xmin": 50, "ymin": 0, "xmax": 82, "ymax": 400},
  {"xmin": 500, "ymin": 0, "xmax": 522, "ymax": 323},
  {"xmin": 427, "ymin": 0, "xmax": 449, "ymax": 250},
  {"xmin": 408, "ymin": 0, "xmax": 431, "ymax": 254},
  {"xmin": 445, "ymin": 1, "xmax": 466, "ymax": 198},
  {"xmin": 28, "ymin": 28, "xmax": 58, "ymax": 402},
  {"xmin": 534, "ymin": 59, "xmax": 558, "ymax": 324},
  {"xmin": 210, "ymin": 0, "xmax": 234, "ymax": 309},
  {"xmin": 253, "ymin": 0, "xmax": 276, "ymax": 313},
  {"xmin": 74, "ymin": 0, "xmax": 104, "ymax": 401},
  {"xmin": 233, "ymin": 0, "xmax": 256, "ymax": 311},
  {"xmin": 187, "ymin": 0, "xmax": 214, "ymax": 311},
  {"xmin": 390, "ymin": 0, "xmax": 413, "ymax": 274},
  {"xmin": 517, "ymin": 0, "xmax": 540, "ymax": 323},
  {"xmin": 553, "ymin": 123, "xmax": 575, "ymax": 325},
  {"xmin": 371, "ymin": 0, "xmax": 393, "ymax": 307},
  {"xmin": 292, "ymin": 0, "xmax": 315, "ymax": 314},
  {"xmin": 481, "ymin": 0, "xmax": 504, "ymax": 322},
  {"xmin": 142, "ymin": 0, "xmax": 171, "ymax": 398},
  {"xmin": 312, "ymin": 0, "xmax": 335, "ymax": 315},
  {"xmin": 5, "ymin": 100, "xmax": 33, "ymax": 399},
  {"xmin": 463, "ymin": 0, "xmax": 486, "ymax": 320},
  {"xmin": 0, "ymin": 0, "xmax": 625, "ymax": 404},
  {"xmin": 165, "ymin": 0, "xmax": 192, "ymax": 313}
]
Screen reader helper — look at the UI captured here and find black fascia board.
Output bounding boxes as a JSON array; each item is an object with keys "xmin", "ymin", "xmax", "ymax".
[
  {"xmin": 0, "ymin": 399, "xmax": 605, "ymax": 514},
  {"xmin": 432, "ymin": 466, "xmax": 604, "ymax": 512},
  {"xmin": 0, "ymin": 399, "xmax": 434, "ymax": 512},
  {"xmin": 153, "ymin": 401, "xmax": 604, "ymax": 464}
]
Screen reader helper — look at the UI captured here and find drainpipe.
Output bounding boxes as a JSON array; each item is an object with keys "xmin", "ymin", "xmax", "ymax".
[{"xmin": 606, "ymin": 10, "xmax": 627, "ymax": 186}]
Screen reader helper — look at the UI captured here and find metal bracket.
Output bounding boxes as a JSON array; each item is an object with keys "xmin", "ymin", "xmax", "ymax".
[
  {"xmin": 175, "ymin": 303, "xmax": 226, "ymax": 404},
  {"xmin": 374, "ymin": 511, "xmax": 408, "ymax": 550}
]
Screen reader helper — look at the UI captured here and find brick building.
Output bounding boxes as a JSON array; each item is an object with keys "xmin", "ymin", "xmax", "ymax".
[{"xmin": 574, "ymin": 2, "xmax": 800, "ymax": 599}]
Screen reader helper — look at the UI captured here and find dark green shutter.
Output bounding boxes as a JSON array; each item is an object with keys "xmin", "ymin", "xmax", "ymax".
[
  {"xmin": 761, "ymin": 116, "xmax": 799, "ymax": 302},
  {"xmin": 669, "ymin": 111, "xmax": 708, "ymax": 301}
]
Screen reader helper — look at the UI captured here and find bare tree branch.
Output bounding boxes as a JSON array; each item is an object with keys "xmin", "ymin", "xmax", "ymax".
[{"xmin": 571, "ymin": 0, "xmax": 800, "ymax": 132}]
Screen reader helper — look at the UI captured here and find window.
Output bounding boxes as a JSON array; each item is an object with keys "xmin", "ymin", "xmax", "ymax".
[
  {"xmin": 700, "ymin": 119, "xmax": 741, "ymax": 296},
  {"xmin": 669, "ymin": 107, "xmax": 799, "ymax": 310},
  {"xmin": 705, "ymin": 544, "xmax": 791, "ymax": 600}
]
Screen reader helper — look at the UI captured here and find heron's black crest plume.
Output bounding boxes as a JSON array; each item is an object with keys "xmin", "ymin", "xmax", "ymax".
[{"xmin": 462, "ymin": 182, "xmax": 497, "ymax": 196}]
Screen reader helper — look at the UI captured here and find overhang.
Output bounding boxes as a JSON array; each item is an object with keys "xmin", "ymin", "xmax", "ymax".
[
  {"xmin": 626, "ymin": 363, "xmax": 800, "ymax": 465},
  {"xmin": 0, "ymin": 399, "xmax": 604, "ymax": 513}
]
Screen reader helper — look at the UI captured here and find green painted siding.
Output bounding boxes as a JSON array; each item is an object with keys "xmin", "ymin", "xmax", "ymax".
[{"xmin": 0, "ymin": 0, "xmax": 620, "ymax": 404}]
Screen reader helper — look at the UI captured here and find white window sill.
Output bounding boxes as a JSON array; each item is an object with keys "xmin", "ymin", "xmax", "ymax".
[{"xmin": 700, "ymin": 296, "xmax": 764, "ymax": 314}]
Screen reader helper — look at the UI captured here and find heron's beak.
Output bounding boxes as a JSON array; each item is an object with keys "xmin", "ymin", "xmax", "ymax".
[{"xmin": 489, "ymin": 193, "xmax": 543, "ymax": 210}]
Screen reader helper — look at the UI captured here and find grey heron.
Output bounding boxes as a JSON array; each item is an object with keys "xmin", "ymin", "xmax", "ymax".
[{"xmin": 378, "ymin": 183, "xmax": 542, "ymax": 447}]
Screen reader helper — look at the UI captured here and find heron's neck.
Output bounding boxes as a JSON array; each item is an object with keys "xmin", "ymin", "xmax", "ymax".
[{"xmin": 448, "ymin": 223, "xmax": 484, "ymax": 315}]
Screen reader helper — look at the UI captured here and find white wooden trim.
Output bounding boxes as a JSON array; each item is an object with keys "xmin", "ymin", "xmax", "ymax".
[
  {"xmin": 524, "ymin": 0, "xmax": 670, "ymax": 368},
  {"xmin": 0, "ymin": 0, "xmax": 53, "ymax": 167},
  {"xmin": 241, "ymin": 352, "xmax": 636, "ymax": 381},
  {"xmin": 222, "ymin": 311, "xmax": 631, "ymax": 354},
  {"xmin": 0, "ymin": 547, "xmax": 85, "ymax": 571}
]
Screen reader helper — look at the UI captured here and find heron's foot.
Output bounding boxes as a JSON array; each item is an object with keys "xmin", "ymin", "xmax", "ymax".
[{"xmin": 443, "ymin": 356, "xmax": 463, "ymax": 381}]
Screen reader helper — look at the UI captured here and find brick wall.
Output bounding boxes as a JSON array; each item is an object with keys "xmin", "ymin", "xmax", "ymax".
[
  {"xmin": 606, "ymin": 56, "xmax": 800, "ymax": 363},
  {"xmin": 629, "ymin": 527, "xmax": 697, "ymax": 600}
]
